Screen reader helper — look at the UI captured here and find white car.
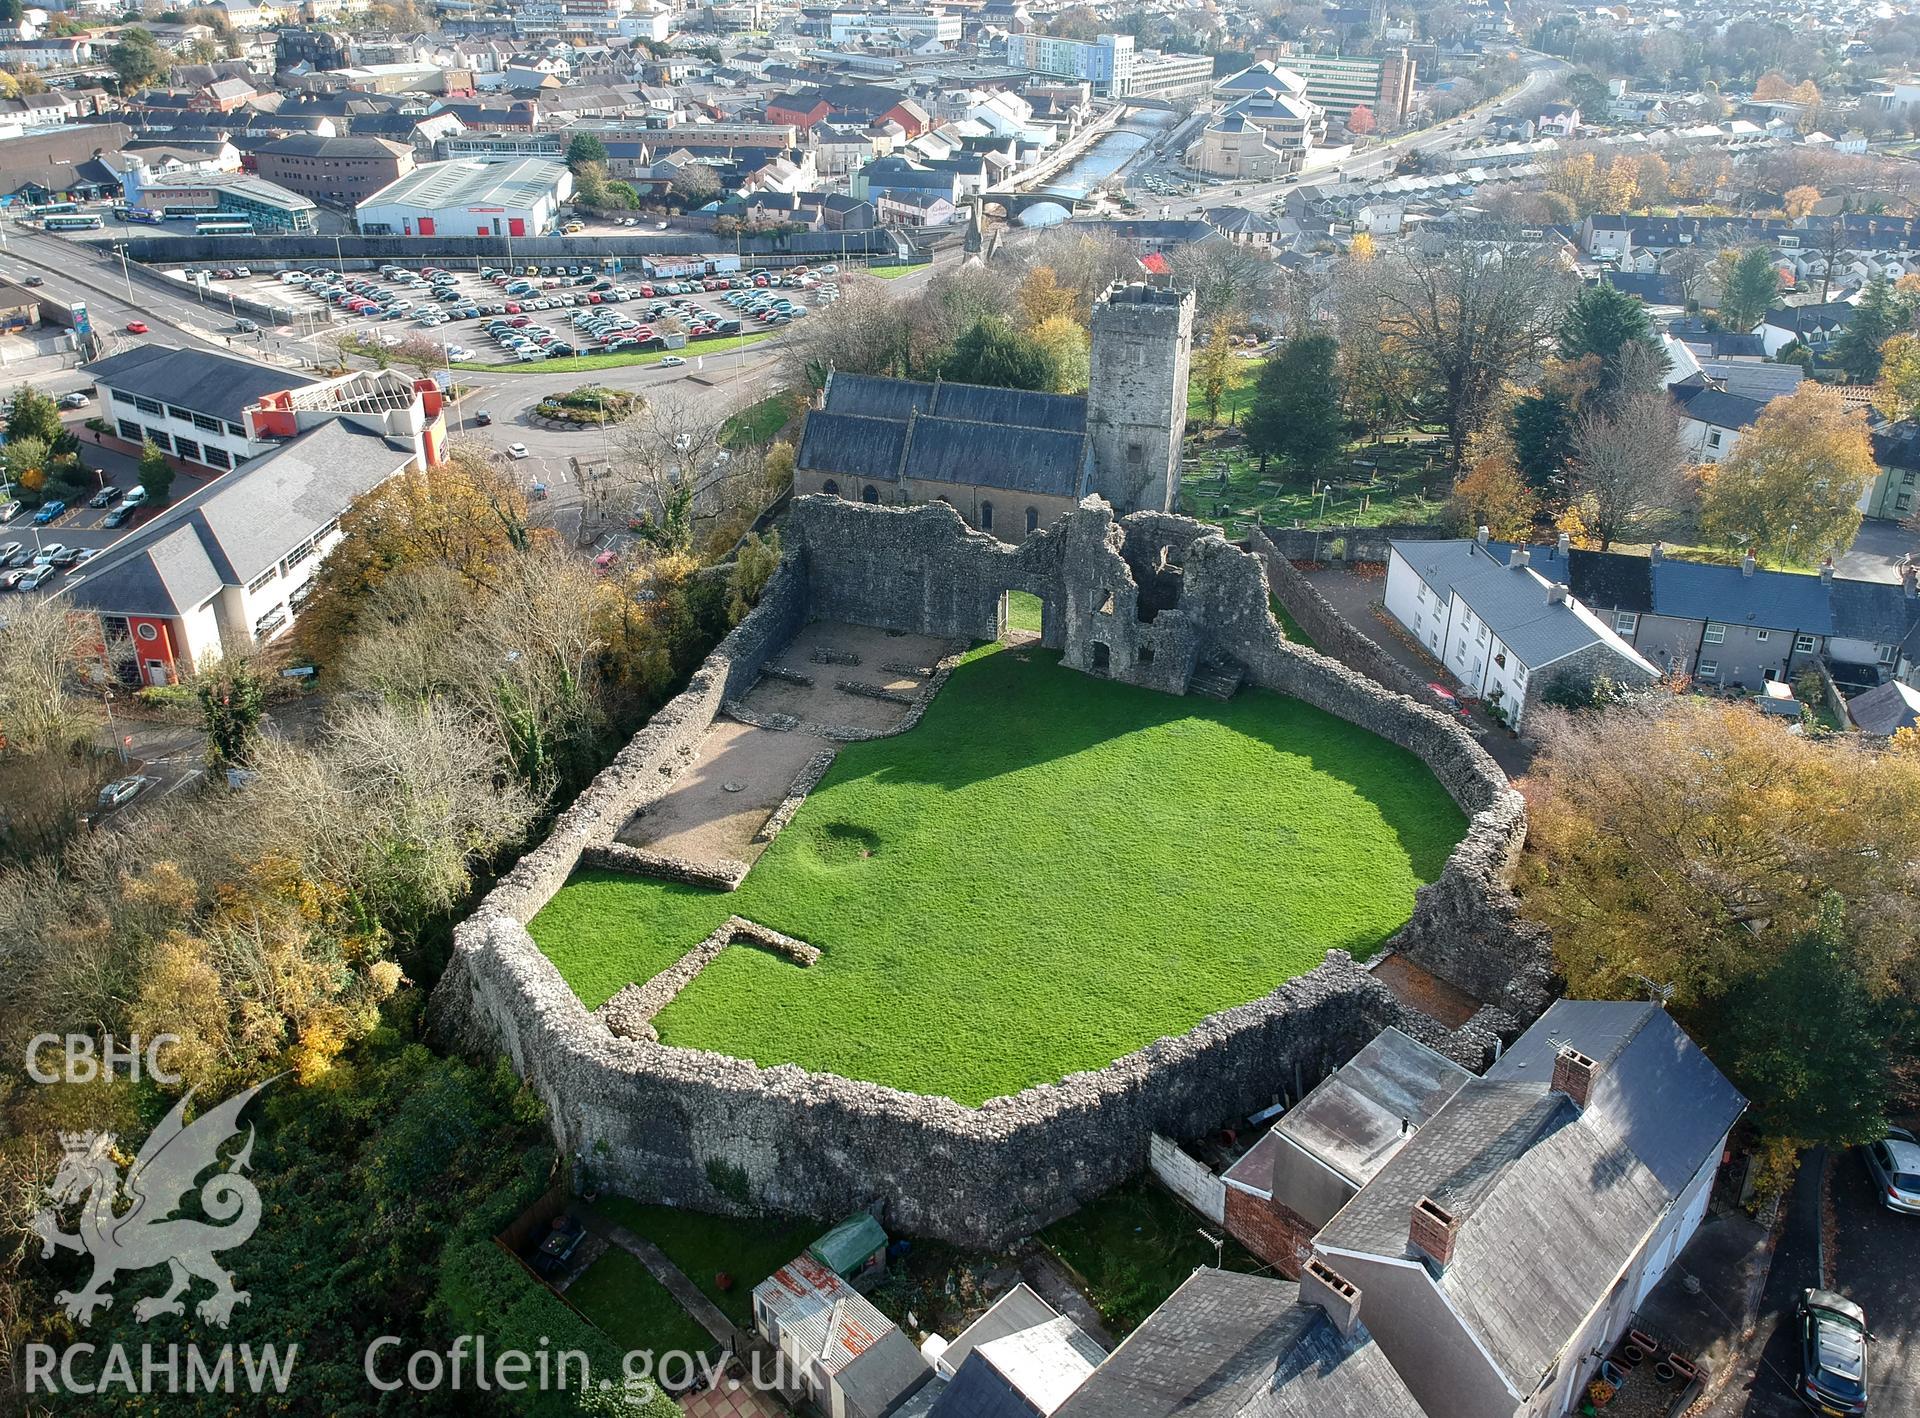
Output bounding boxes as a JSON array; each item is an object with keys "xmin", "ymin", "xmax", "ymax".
[
  {"xmin": 59, "ymin": 391, "xmax": 90, "ymax": 408},
  {"xmin": 658, "ymin": 355, "xmax": 686, "ymax": 367},
  {"xmin": 1862, "ymin": 1126, "xmax": 1920, "ymax": 1214},
  {"xmin": 507, "ymin": 443, "xmax": 530, "ymax": 459},
  {"xmin": 97, "ymin": 775, "xmax": 150, "ymax": 808}
]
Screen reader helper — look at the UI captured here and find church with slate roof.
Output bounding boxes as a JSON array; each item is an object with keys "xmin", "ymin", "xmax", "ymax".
[{"xmin": 794, "ymin": 281, "xmax": 1194, "ymax": 541}]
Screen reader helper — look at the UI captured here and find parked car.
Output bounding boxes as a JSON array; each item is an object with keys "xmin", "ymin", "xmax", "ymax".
[
  {"xmin": 1861, "ymin": 1126, "xmax": 1920, "ymax": 1214},
  {"xmin": 234, "ymin": 317, "xmax": 259, "ymax": 333},
  {"xmin": 1797, "ymin": 1289, "xmax": 1869, "ymax": 1415},
  {"xmin": 122, "ymin": 486, "xmax": 149, "ymax": 507},
  {"xmin": 88, "ymin": 485, "xmax": 120, "ymax": 508},
  {"xmin": 15, "ymin": 563, "xmax": 54, "ymax": 591},
  {"xmin": 0, "ymin": 499, "xmax": 20, "ymax": 523},
  {"xmin": 102, "ymin": 504, "xmax": 136, "ymax": 528},
  {"xmin": 658, "ymin": 355, "xmax": 685, "ymax": 367},
  {"xmin": 97, "ymin": 775, "xmax": 149, "ymax": 809},
  {"xmin": 60, "ymin": 391, "xmax": 91, "ymax": 408},
  {"xmin": 0, "ymin": 541, "xmax": 22, "ymax": 567},
  {"xmin": 33, "ymin": 500, "xmax": 67, "ymax": 525}
]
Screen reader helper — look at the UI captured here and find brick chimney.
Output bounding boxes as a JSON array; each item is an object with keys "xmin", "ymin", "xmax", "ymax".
[
  {"xmin": 1741, "ymin": 552, "xmax": 1756, "ymax": 578},
  {"xmin": 1551, "ymin": 1046, "xmax": 1598, "ymax": 1109},
  {"xmin": 1408, "ymin": 1195, "xmax": 1461, "ymax": 1268},
  {"xmin": 1300, "ymin": 1257, "xmax": 1363, "ymax": 1337},
  {"xmin": 1901, "ymin": 562, "xmax": 1917, "ymax": 600},
  {"xmin": 1820, "ymin": 557, "xmax": 1835, "ymax": 585}
]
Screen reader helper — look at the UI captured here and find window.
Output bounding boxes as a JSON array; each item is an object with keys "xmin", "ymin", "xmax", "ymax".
[
  {"xmin": 1706, "ymin": 429, "xmax": 1722, "ymax": 448},
  {"xmin": 1126, "ymin": 442, "xmax": 1144, "ymax": 467},
  {"xmin": 820, "ymin": 478, "xmax": 839, "ymax": 496},
  {"xmin": 1025, "ymin": 506, "xmax": 1039, "ymax": 533},
  {"xmin": 862, "ymin": 484, "xmax": 878, "ymax": 504},
  {"xmin": 1613, "ymin": 611, "xmax": 1638, "ymax": 636},
  {"xmin": 131, "ymin": 395, "xmax": 163, "ymax": 416},
  {"xmin": 1698, "ymin": 658, "xmax": 1719, "ymax": 678},
  {"xmin": 192, "ymin": 412, "xmax": 221, "ymax": 434},
  {"xmin": 1477, "ymin": 623, "xmax": 1488, "ymax": 643},
  {"xmin": 1755, "ymin": 629, "xmax": 1769, "ymax": 642},
  {"xmin": 979, "ymin": 500, "xmax": 993, "ymax": 531},
  {"xmin": 1795, "ymin": 633, "xmax": 1818, "ymax": 654},
  {"xmin": 204, "ymin": 447, "xmax": 231, "ymax": 470},
  {"xmin": 166, "ymin": 405, "xmax": 193, "ymax": 421},
  {"xmin": 1879, "ymin": 643, "xmax": 1898, "ymax": 666},
  {"xmin": 1702, "ymin": 623, "xmax": 1726, "ymax": 645},
  {"xmin": 117, "ymin": 418, "xmax": 142, "ymax": 442},
  {"xmin": 227, "ymin": 422, "xmax": 246, "ymax": 438},
  {"xmin": 174, "ymin": 437, "xmax": 201, "ymax": 463},
  {"xmin": 247, "ymin": 566, "xmax": 278, "ymax": 594},
  {"xmin": 145, "ymin": 428, "xmax": 170, "ymax": 452}
]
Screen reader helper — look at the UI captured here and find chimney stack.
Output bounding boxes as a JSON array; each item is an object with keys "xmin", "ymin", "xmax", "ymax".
[
  {"xmin": 1649, "ymin": 541, "xmax": 1664, "ymax": 563},
  {"xmin": 1820, "ymin": 557, "xmax": 1834, "ymax": 585},
  {"xmin": 1557, "ymin": 531, "xmax": 1571, "ymax": 558},
  {"xmin": 1300, "ymin": 1258, "xmax": 1363, "ymax": 1338},
  {"xmin": 1546, "ymin": 582, "xmax": 1569, "ymax": 606},
  {"xmin": 1900, "ymin": 560, "xmax": 1917, "ymax": 599},
  {"xmin": 1551, "ymin": 1046, "xmax": 1598, "ymax": 1109},
  {"xmin": 1409, "ymin": 1196, "xmax": 1461, "ymax": 1268},
  {"xmin": 1741, "ymin": 552, "xmax": 1756, "ymax": 578},
  {"xmin": 1475, "ymin": 525, "xmax": 1490, "ymax": 546},
  {"xmin": 1508, "ymin": 545, "xmax": 1530, "ymax": 569}
]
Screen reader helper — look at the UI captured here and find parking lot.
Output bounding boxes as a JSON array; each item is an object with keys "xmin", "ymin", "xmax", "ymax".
[{"xmin": 163, "ymin": 258, "xmax": 848, "ymax": 366}]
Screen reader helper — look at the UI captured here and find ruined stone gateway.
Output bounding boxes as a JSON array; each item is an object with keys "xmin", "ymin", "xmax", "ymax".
[{"xmin": 431, "ymin": 495, "xmax": 1546, "ymax": 1247}]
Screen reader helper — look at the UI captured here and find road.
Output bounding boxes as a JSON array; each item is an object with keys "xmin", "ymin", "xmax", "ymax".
[{"xmin": 1710, "ymin": 1145, "xmax": 1917, "ymax": 1417}]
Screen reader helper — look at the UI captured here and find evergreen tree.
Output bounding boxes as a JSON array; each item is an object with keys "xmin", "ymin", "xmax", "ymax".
[
  {"xmin": 1245, "ymin": 334, "xmax": 1344, "ymax": 481},
  {"xmin": 938, "ymin": 316, "xmax": 1058, "ymax": 392},
  {"xmin": 1557, "ymin": 282, "xmax": 1663, "ymax": 396},
  {"xmin": 1715, "ymin": 247, "xmax": 1782, "ymax": 332},
  {"xmin": 1509, "ymin": 386, "xmax": 1578, "ymax": 494},
  {"xmin": 1830, "ymin": 274, "xmax": 1908, "ymax": 383},
  {"xmin": 564, "ymin": 132, "xmax": 608, "ymax": 172},
  {"xmin": 6, "ymin": 382, "xmax": 63, "ymax": 446}
]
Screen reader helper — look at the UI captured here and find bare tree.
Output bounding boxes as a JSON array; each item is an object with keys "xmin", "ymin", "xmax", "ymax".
[
  {"xmin": 1568, "ymin": 388, "xmax": 1689, "ymax": 550},
  {"xmin": 778, "ymin": 279, "xmax": 916, "ymax": 389},
  {"xmin": 584, "ymin": 401, "xmax": 777, "ymax": 555},
  {"xmin": 0, "ymin": 595, "xmax": 99, "ymax": 755},
  {"xmin": 1349, "ymin": 230, "xmax": 1575, "ymax": 471},
  {"xmin": 1169, "ymin": 239, "xmax": 1285, "ymax": 327}
]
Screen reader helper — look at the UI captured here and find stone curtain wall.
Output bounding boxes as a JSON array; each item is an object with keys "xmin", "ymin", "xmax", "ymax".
[
  {"xmin": 1247, "ymin": 523, "xmax": 1460, "ymax": 717},
  {"xmin": 1259, "ymin": 521, "xmax": 1457, "ymax": 566},
  {"xmin": 432, "ymin": 496, "xmax": 1545, "ymax": 1247}
]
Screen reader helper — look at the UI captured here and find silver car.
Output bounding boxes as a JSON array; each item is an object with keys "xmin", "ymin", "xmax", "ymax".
[{"xmin": 1862, "ymin": 1126, "xmax": 1920, "ymax": 1214}]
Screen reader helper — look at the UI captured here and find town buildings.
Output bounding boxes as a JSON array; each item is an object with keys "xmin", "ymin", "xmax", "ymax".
[{"xmin": 355, "ymin": 156, "xmax": 572, "ymax": 237}]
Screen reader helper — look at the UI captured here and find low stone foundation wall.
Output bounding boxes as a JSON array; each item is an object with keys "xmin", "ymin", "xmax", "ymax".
[
  {"xmin": 755, "ymin": 748, "xmax": 837, "ymax": 845},
  {"xmin": 835, "ymin": 679, "xmax": 917, "ymax": 705},
  {"xmin": 580, "ymin": 842, "xmax": 749, "ymax": 892},
  {"xmin": 600, "ymin": 915, "xmax": 819, "ymax": 1041},
  {"xmin": 430, "ymin": 497, "xmax": 1545, "ymax": 1247},
  {"xmin": 1258, "ymin": 520, "xmax": 1453, "ymax": 566}
]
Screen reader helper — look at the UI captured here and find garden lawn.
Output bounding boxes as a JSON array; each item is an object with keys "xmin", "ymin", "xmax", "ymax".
[
  {"xmin": 595, "ymin": 1200, "xmax": 816, "ymax": 1331},
  {"xmin": 1041, "ymin": 1177, "xmax": 1263, "ymax": 1334},
  {"xmin": 564, "ymin": 1248, "xmax": 715, "ymax": 1359},
  {"xmin": 1186, "ymin": 353, "xmax": 1263, "ymax": 426},
  {"xmin": 719, "ymin": 391, "xmax": 795, "ymax": 449},
  {"xmin": 530, "ymin": 645, "xmax": 1465, "ymax": 1103},
  {"xmin": 1004, "ymin": 589, "xmax": 1044, "ymax": 632}
]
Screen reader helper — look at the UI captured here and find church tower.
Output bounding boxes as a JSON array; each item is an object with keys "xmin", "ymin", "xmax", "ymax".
[{"xmin": 1085, "ymin": 280, "xmax": 1195, "ymax": 514}]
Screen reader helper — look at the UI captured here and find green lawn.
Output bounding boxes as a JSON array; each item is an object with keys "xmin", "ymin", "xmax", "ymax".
[
  {"xmin": 1041, "ymin": 1177, "xmax": 1263, "ymax": 1334},
  {"xmin": 530, "ymin": 645, "xmax": 1465, "ymax": 1103},
  {"xmin": 565, "ymin": 1248, "xmax": 716, "ymax": 1359},
  {"xmin": 1005, "ymin": 589, "xmax": 1043, "ymax": 633},
  {"xmin": 595, "ymin": 1199, "xmax": 816, "ymax": 1331},
  {"xmin": 719, "ymin": 391, "xmax": 796, "ymax": 449},
  {"xmin": 1187, "ymin": 354, "xmax": 1264, "ymax": 427},
  {"xmin": 864, "ymin": 264, "xmax": 918, "ymax": 278},
  {"xmin": 452, "ymin": 332, "xmax": 773, "ymax": 375},
  {"xmin": 1269, "ymin": 595, "xmax": 1315, "ymax": 650}
]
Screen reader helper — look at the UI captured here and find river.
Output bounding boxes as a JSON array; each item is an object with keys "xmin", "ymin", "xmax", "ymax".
[{"xmin": 1035, "ymin": 111, "xmax": 1175, "ymax": 203}]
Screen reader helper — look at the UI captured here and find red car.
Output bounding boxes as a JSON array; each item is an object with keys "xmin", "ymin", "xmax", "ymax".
[{"xmin": 124, "ymin": 321, "xmax": 148, "ymax": 334}]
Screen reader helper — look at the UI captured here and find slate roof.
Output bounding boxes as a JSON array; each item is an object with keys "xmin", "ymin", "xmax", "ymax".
[
  {"xmin": 1827, "ymin": 577, "xmax": 1920, "ymax": 648},
  {"xmin": 1849, "ymin": 678, "xmax": 1920, "ymax": 734},
  {"xmin": 1670, "ymin": 383, "xmax": 1766, "ymax": 431},
  {"xmin": 1052, "ymin": 1270, "xmax": 1424, "ymax": 1418},
  {"xmin": 86, "ymin": 345, "xmax": 314, "ymax": 423},
  {"xmin": 1487, "ymin": 1001, "xmax": 1747, "ymax": 1197},
  {"xmin": 801, "ymin": 373, "xmax": 1092, "ymax": 498},
  {"xmin": 1650, "ymin": 556, "xmax": 1835, "ymax": 635},
  {"xmin": 1316, "ymin": 1007, "xmax": 1743, "ymax": 1400},
  {"xmin": 925, "ymin": 1289, "xmax": 1106, "ymax": 1418},
  {"xmin": 66, "ymin": 421, "xmax": 414, "ymax": 617}
]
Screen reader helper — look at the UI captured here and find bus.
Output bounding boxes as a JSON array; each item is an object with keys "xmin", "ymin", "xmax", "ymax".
[
  {"xmin": 28, "ymin": 201, "xmax": 77, "ymax": 217},
  {"xmin": 43, "ymin": 214, "xmax": 103, "ymax": 232},
  {"xmin": 195, "ymin": 218, "xmax": 254, "ymax": 236},
  {"xmin": 113, "ymin": 205, "xmax": 164, "ymax": 225}
]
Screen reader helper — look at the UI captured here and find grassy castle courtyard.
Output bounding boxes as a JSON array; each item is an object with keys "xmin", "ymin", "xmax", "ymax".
[{"xmin": 529, "ymin": 644, "xmax": 1466, "ymax": 1104}]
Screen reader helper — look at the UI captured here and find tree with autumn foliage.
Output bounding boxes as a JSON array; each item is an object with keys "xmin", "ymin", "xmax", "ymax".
[
  {"xmin": 1783, "ymin": 184, "xmax": 1820, "ymax": 219},
  {"xmin": 1449, "ymin": 450, "xmax": 1538, "ymax": 539},
  {"xmin": 1697, "ymin": 384, "xmax": 1878, "ymax": 565},
  {"xmin": 1346, "ymin": 103, "xmax": 1375, "ymax": 135},
  {"xmin": 1192, "ymin": 314, "xmax": 1238, "ymax": 425},
  {"xmin": 1521, "ymin": 696, "xmax": 1920, "ymax": 1151}
]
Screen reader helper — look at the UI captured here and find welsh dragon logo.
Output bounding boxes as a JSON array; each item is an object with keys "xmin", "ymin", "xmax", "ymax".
[{"xmin": 29, "ymin": 1081, "xmax": 272, "ymax": 1328}]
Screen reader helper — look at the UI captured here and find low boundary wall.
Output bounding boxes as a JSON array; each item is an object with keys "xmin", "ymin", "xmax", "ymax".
[{"xmin": 431, "ymin": 497, "xmax": 1547, "ymax": 1247}]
